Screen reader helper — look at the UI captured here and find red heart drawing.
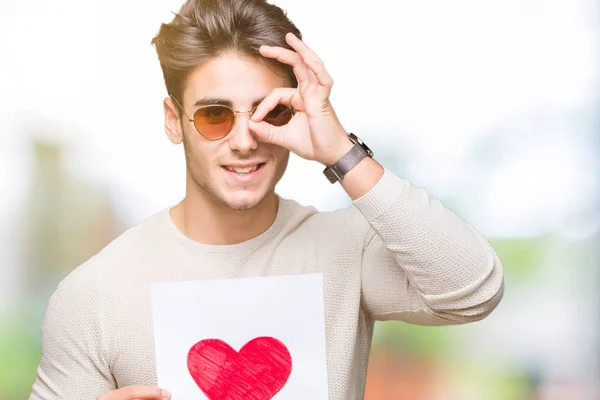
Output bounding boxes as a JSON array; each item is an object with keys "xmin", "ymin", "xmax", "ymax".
[{"xmin": 187, "ymin": 336, "xmax": 292, "ymax": 400}]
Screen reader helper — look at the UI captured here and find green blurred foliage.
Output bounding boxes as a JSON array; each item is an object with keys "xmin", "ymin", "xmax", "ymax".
[
  {"xmin": 0, "ymin": 313, "xmax": 41, "ymax": 400},
  {"xmin": 445, "ymin": 361, "xmax": 536, "ymax": 400},
  {"xmin": 372, "ymin": 320, "xmax": 450, "ymax": 359},
  {"xmin": 490, "ymin": 237, "xmax": 545, "ymax": 282}
]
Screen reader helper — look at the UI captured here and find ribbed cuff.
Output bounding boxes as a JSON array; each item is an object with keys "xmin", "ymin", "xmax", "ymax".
[{"xmin": 352, "ymin": 168, "xmax": 409, "ymax": 222}]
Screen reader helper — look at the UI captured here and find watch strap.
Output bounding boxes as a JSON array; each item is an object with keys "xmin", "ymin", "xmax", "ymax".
[{"xmin": 322, "ymin": 142, "xmax": 368, "ymax": 183}]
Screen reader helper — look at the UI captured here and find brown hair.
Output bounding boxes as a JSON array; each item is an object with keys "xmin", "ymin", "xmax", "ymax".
[{"xmin": 151, "ymin": 0, "xmax": 302, "ymax": 105}]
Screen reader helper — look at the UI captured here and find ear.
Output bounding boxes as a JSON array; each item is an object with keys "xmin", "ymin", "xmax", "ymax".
[{"xmin": 164, "ymin": 97, "xmax": 184, "ymax": 145}]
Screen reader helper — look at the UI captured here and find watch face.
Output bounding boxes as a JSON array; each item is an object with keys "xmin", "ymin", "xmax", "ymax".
[{"xmin": 348, "ymin": 133, "xmax": 373, "ymax": 157}]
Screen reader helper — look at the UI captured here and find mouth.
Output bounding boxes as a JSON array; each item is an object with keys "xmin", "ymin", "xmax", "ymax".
[
  {"xmin": 222, "ymin": 163, "xmax": 264, "ymax": 174},
  {"xmin": 221, "ymin": 162, "xmax": 266, "ymax": 180}
]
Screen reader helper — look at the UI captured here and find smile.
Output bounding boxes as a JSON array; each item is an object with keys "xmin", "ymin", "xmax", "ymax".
[
  {"xmin": 224, "ymin": 164, "xmax": 263, "ymax": 174},
  {"xmin": 221, "ymin": 163, "xmax": 266, "ymax": 180}
]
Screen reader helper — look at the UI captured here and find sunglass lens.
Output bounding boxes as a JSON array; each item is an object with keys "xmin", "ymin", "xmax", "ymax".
[
  {"xmin": 193, "ymin": 106, "xmax": 234, "ymax": 139},
  {"xmin": 263, "ymin": 104, "xmax": 293, "ymax": 127}
]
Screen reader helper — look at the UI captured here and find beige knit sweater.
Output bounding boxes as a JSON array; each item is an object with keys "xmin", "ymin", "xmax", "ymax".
[{"xmin": 29, "ymin": 168, "xmax": 504, "ymax": 399}]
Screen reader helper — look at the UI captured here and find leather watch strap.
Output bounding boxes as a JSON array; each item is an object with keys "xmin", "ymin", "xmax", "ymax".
[{"xmin": 322, "ymin": 143, "xmax": 368, "ymax": 184}]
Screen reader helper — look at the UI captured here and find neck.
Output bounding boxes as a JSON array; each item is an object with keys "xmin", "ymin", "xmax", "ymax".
[{"xmin": 170, "ymin": 184, "xmax": 279, "ymax": 246}]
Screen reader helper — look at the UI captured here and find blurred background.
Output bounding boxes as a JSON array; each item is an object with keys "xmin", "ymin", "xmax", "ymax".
[{"xmin": 1, "ymin": 0, "xmax": 599, "ymax": 398}]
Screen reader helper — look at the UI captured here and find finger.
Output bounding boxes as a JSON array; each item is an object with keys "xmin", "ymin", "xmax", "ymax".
[
  {"xmin": 251, "ymin": 87, "xmax": 296, "ymax": 122},
  {"xmin": 259, "ymin": 45, "xmax": 309, "ymax": 84},
  {"xmin": 97, "ymin": 385, "xmax": 170, "ymax": 400},
  {"xmin": 307, "ymin": 69, "xmax": 319, "ymax": 85},
  {"xmin": 248, "ymin": 119, "xmax": 286, "ymax": 148},
  {"xmin": 285, "ymin": 32, "xmax": 333, "ymax": 88},
  {"xmin": 125, "ymin": 385, "xmax": 170, "ymax": 400}
]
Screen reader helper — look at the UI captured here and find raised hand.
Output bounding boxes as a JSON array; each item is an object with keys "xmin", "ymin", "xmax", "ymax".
[{"xmin": 249, "ymin": 32, "xmax": 353, "ymax": 166}]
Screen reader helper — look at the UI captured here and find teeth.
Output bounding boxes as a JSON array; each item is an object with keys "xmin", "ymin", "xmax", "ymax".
[{"xmin": 225, "ymin": 165, "xmax": 260, "ymax": 174}]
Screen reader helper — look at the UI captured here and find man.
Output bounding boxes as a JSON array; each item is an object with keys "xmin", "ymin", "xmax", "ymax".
[{"xmin": 29, "ymin": 0, "xmax": 504, "ymax": 399}]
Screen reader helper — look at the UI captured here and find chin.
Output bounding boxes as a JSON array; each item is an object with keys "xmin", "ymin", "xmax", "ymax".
[
  {"xmin": 219, "ymin": 190, "xmax": 270, "ymax": 211},
  {"xmin": 188, "ymin": 155, "xmax": 287, "ymax": 212},
  {"xmin": 214, "ymin": 161, "xmax": 284, "ymax": 211}
]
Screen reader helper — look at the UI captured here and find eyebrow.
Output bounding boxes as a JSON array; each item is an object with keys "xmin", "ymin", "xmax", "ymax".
[{"xmin": 193, "ymin": 97, "xmax": 266, "ymax": 109}]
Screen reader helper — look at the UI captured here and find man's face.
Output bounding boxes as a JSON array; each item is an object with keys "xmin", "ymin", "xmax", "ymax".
[{"xmin": 176, "ymin": 53, "xmax": 291, "ymax": 211}]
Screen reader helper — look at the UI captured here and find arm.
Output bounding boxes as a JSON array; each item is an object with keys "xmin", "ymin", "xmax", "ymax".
[
  {"xmin": 29, "ymin": 267, "xmax": 116, "ymax": 399},
  {"xmin": 347, "ymin": 159, "xmax": 504, "ymax": 324},
  {"xmin": 249, "ymin": 34, "xmax": 503, "ymax": 324}
]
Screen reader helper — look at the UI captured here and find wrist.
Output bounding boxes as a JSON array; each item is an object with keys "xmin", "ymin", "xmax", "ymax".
[
  {"xmin": 319, "ymin": 135, "xmax": 354, "ymax": 166},
  {"xmin": 321, "ymin": 132, "xmax": 375, "ymax": 184}
]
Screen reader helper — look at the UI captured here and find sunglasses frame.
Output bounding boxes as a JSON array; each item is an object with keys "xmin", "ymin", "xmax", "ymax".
[{"xmin": 170, "ymin": 95, "xmax": 295, "ymax": 140}]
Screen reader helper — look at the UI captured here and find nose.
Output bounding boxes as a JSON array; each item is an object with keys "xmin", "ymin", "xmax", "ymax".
[{"xmin": 228, "ymin": 111, "xmax": 258, "ymax": 153}]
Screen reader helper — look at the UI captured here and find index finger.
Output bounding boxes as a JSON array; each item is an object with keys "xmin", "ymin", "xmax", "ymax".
[
  {"xmin": 251, "ymin": 87, "xmax": 296, "ymax": 122},
  {"xmin": 259, "ymin": 45, "xmax": 309, "ymax": 84},
  {"xmin": 284, "ymin": 33, "xmax": 333, "ymax": 87},
  {"xmin": 285, "ymin": 32, "xmax": 323, "ymax": 65}
]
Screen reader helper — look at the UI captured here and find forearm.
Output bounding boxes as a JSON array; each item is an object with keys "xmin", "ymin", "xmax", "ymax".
[{"xmin": 356, "ymin": 168, "xmax": 504, "ymax": 320}]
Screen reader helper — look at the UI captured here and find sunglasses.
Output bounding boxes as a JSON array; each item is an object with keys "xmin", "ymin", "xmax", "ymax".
[{"xmin": 171, "ymin": 96, "xmax": 295, "ymax": 140}]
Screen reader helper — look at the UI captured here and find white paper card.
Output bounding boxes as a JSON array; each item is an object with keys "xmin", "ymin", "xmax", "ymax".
[{"xmin": 152, "ymin": 274, "xmax": 329, "ymax": 400}]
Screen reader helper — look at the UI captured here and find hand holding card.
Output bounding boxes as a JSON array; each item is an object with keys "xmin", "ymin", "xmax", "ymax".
[{"xmin": 96, "ymin": 385, "xmax": 171, "ymax": 400}]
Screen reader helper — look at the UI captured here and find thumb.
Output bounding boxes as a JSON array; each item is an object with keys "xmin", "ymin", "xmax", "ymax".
[{"xmin": 249, "ymin": 120, "xmax": 286, "ymax": 147}]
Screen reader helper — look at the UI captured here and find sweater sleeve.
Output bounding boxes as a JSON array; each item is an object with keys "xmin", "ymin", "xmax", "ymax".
[
  {"xmin": 353, "ymin": 168, "xmax": 504, "ymax": 325},
  {"xmin": 29, "ymin": 264, "xmax": 116, "ymax": 399}
]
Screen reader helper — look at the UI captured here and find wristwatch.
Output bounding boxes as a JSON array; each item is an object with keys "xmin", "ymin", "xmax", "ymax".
[{"xmin": 322, "ymin": 133, "xmax": 374, "ymax": 183}]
